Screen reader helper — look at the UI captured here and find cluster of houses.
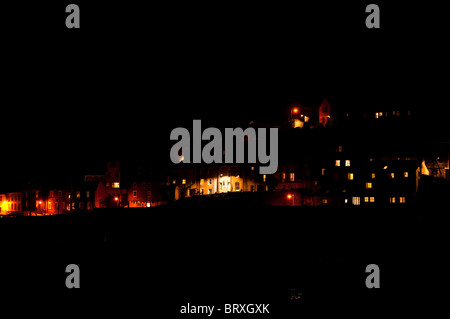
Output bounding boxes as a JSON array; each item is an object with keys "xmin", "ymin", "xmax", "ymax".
[
  {"xmin": 0, "ymin": 161, "xmax": 165, "ymax": 216},
  {"xmin": 1, "ymin": 99, "xmax": 448, "ymax": 215}
]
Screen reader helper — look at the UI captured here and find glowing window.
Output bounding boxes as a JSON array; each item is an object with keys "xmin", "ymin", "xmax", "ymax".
[
  {"xmin": 76, "ymin": 191, "xmax": 81, "ymax": 198},
  {"xmin": 400, "ymin": 197, "xmax": 406, "ymax": 203},
  {"xmin": 364, "ymin": 197, "xmax": 369, "ymax": 203},
  {"xmin": 86, "ymin": 191, "xmax": 90, "ymax": 198},
  {"xmin": 366, "ymin": 182, "xmax": 372, "ymax": 189},
  {"xmin": 404, "ymin": 172, "xmax": 408, "ymax": 178},
  {"xmin": 352, "ymin": 197, "xmax": 360, "ymax": 205},
  {"xmin": 200, "ymin": 179, "xmax": 205, "ymax": 186},
  {"xmin": 348, "ymin": 173, "xmax": 354, "ymax": 180},
  {"xmin": 371, "ymin": 173, "xmax": 376, "ymax": 179},
  {"xmin": 323, "ymin": 199, "xmax": 328, "ymax": 204},
  {"xmin": 370, "ymin": 197, "xmax": 375, "ymax": 203},
  {"xmin": 182, "ymin": 179, "xmax": 186, "ymax": 185},
  {"xmin": 290, "ymin": 173, "xmax": 295, "ymax": 181},
  {"xmin": 263, "ymin": 175, "xmax": 266, "ymax": 182},
  {"xmin": 251, "ymin": 166, "xmax": 254, "ymax": 171},
  {"xmin": 321, "ymin": 168, "xmax": 326, "ymax": 176},
  {"xmin": 335, "ymin": 160, "xmax": 341, "ymax": 167},
  {"xmin": 112, "ymin": 182, "xmax": 120, "ymax": 188},
  {"xmin": 337, "ymin": 145, "xmax": 343, "ymax": 153},
  {"xmin": 390, "ymin": 197, "xmax": 396, "ymax": 203},
  {"xmin": 345, "ymin": 160, "xmax": 351, "ymax": 167},
  {"xmin": 390, "ymin": 173, "xmax": 395, "ymax": 179},
  {"xmin": 282, "ymin": 172, "xmax": 286, "ymax": 180}
]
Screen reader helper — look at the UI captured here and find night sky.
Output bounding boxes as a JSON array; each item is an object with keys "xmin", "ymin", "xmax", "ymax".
[{"xmin": 1, "ymin": 1, "xmax": 448, "ymax": 191}]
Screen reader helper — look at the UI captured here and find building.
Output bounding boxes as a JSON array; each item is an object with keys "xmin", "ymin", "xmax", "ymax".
[
  {"xmin": 171, "ymin": 164, "xmax": 264, "ymax": 200},
  {"xmin": 95, "ymin": 161, "xmax": 124, "ymax": 208},
  {"xmin": 290, "ymin": 98, "xmax": 333, "ymax": 129}
]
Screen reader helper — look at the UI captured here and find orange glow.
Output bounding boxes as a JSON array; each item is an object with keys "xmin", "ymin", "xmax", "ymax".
[
  {"xmin": 293, "ymin": 108, "xmax": 299, "ymax": 114},
  {"xmin": 114, "ymin": 197, "xmax": 119, "ymax": 201},
  {"xmin": 38, "ymin": 201, "xmax": 42, "ymax": 204},
  {"xmin": 287, "ymin": 194, "xmax": 292, "ymax": 199}
]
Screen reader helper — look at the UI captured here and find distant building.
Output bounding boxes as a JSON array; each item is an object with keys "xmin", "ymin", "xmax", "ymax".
[
  {"xmin": 290, "ymin": 98, "xmax": 333, "ymax": 129},
  {"xmin": 171, "ymin": 164, "xmax": 264, "ymax": 200},
  {"xmin": 95, "ymin": 161, "xmax": 124, "ymax": 208}
]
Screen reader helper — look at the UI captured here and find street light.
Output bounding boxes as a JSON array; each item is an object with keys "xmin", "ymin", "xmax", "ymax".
[{"xmin": 287, "ymin": 193, "xmax": 294, "ymax": 206}]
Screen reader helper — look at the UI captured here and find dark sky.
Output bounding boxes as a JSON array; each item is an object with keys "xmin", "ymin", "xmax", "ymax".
[{"xmin": 1, "ymin": 1, "xmax": 448, "ymax": 191}]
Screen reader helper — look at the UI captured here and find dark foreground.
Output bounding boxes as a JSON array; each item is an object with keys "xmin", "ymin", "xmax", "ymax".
[{"xmin": 1, "ymin": 205, "xmax": 448, "ymax": 318}]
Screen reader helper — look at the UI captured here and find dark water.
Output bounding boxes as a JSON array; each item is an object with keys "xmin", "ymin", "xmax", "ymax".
[{"xmin": 1, "ymin": 206, "xmax": 446, "ymax": 317}]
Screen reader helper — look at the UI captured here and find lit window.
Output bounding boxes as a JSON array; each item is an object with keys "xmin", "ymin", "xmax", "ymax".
[
  {"xmin": 200, "ymin": 179, "xmax": 205, "ymax": 186},
  {"xmin": 48, "ymin": 202, "xmax": 52, "ymax": 210},
  {"xmin": 322, "ymin": 199, "xmax": 328, "ymax": 204},
  {"xmin": 364, "ymin": 197, "xmax": 369, "ymax": 203},
  {"xmin": 345, "ymin": 160, "xmax": 351, "ymax": 167},
  {"xmin": 366, "ymin": 182, "xmax": 372, "ymax": 189},
  {"xmin": 251, "ymin": 166, "xmax": 254, "ymax": 171},
  {"xmin": 390, "ymin": 197, "xmax": 396, "ymax": 203},
  {"xmin": 352, "ymin": 197, "xmax": 360, "ymax": 206},
  {"xmin": 348, "ymin": 173, "xmax": 354, "ymax": 180},
  {"xmin": 390, "ymin": 173, "xmax": 395, "ymax": 179},
  {"xmin": 404, "ymin": 172, "xmax": 408, "ymax": 178},
  {"xmin": 335, "ymin": 160, "xmax": 341, "ymax": 167},
  {"xmin": 344, "ymin": 199, "xmax": 348, "ymax": 204},
  {"xmin": 112, "ymin": 182, "xmax": 120, "ymax": 188},
  {"xmin": 76, "ymin": 191, "xmax": 81, "ymax": 198},
  {"xmin": 371, "ymin": 173, "xmax": 376, "ymax": 179},
  {"xmin": 182, "ymin": 179, "xmax": 186, "ymax": 185},
  {"xmin": 370, "ymin": 197, "xmax": 375, "ymax": 203},
  {"xmin": 86, "ymin": 191, "xmax": 90, "ymax": 198},
  {"xmin": 263, "ymin": 175, "xmax": 266, "ymax": 182},
  {"xmin": 290, "ymin": 173, "xmax": 295, "ymax": 181},
  {"xmin": 337, "ymin": 145, "xmax": 343, "ymax": 153},
  {"xmin": 399, "ymin": 197, "xmax": 406, "ymax": 203},
  {"xmin": 172, "ymin": 180, "xmax": 176, "ymax": 185},
  {"xmin": 321, "ymin": 168, "xmax": 326, "ymax": 176},
  {"xmin": 282, "ymin": 172, "xmax": 286, "ymax": 181}
]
